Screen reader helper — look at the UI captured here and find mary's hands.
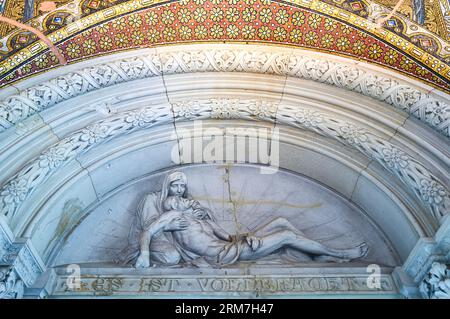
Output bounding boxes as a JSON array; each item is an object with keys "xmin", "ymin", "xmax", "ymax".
[
  {"xmin": 135, "ymin": 251, "xmax": 150, "ymax": 268},
  {"xmin": 164, "ymin": 216, "xmax": 189, "ymax": 231}
]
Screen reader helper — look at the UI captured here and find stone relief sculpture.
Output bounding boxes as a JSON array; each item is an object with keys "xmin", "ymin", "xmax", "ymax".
[
  {"xmin": 0, "ymin": 267, "xmax": 24, "ymax": 299},
  {"xmin": 119, "ymin": 171, "xmax": 369, "ymax": 268},
  {"xmin": 420, "ymin": 262, "xmax": 450, "ymax": 299}
]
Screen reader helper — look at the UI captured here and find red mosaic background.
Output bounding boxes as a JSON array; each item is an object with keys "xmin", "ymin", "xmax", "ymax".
[{"xmin": 1, "ymin": 0, "xmax": 448, "ymax": 91}]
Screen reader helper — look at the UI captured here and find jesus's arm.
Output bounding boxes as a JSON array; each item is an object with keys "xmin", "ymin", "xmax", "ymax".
[
  {"xmin": 206, "ymin": 220, "xmax": 231, "ymax": 242},
  {"xmin": 135, "ymin": 211, "xmax": 186, "ymax": 268}
]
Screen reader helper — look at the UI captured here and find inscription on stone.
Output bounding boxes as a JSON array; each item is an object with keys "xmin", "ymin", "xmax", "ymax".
[{"xmin": 55, "ymin": 275, "xmax": 395, "ymax": 296}]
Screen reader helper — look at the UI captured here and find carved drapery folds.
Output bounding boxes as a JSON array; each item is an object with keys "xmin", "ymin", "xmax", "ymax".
[
  {"xmin": 420, "ymin": 262, "xmax": 450, "ymax": 298},
  {"xmin": 0, "ymin": 48, "xmax": 448, "ymax": 137}
]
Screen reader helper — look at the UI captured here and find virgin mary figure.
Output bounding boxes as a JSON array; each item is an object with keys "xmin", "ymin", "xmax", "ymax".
[
  {"xmin": 118, "ymin": 171, "xmax": 368, "ymax": 268},
  {"xmin": 117, "ymin": 171, "xmax": 195, "ymax": 266}
]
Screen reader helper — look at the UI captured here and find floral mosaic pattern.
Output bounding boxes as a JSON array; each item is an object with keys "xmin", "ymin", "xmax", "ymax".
[{"xmin": 0, "ymin": 0, "xmax": 449, "ymax": 91}]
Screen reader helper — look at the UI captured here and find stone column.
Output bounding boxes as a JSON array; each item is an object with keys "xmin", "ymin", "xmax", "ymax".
[
  {"xmin": 394, "ymin": 215, "xmax": 450, "ymax": 298},
  {"xmin": 0, "ymin": 216, "xmax": 46, "ymax": 299}
]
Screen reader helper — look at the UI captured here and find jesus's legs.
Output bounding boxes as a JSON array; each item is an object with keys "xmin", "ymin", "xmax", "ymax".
[{"xmin": 239, "ymin": 229, "xmax": 368, "ymax": 261}]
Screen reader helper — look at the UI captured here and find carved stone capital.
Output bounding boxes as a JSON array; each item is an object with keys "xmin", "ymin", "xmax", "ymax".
[
  {"xmin": 419, "ymin": 262, "xmax": 450, "ymax": 299},
  {"xmin": 0, "ymin": 216, "xmax": 45, "ymax": 298},
  {"xmin": 400, "ymin": 215, "xmax": 450, "ymax": 298},
  {"xmin": 0, "ymin": 266, "xmax": 24, "ymax": 299}
]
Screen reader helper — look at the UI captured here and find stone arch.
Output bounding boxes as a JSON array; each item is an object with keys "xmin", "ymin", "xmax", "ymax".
[{"xmin": 0, "ymin": 43, "xmax": 448, "ymax": 299}]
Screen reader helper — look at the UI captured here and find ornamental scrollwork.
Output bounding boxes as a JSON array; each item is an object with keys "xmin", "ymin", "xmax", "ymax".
[
  {"xmin": 0, "ymin": 98, "xmax": 448, "ymax": 225},
  {"xmin": 0, "ymin": 48, "xmax": 448, "ymax": 137}
]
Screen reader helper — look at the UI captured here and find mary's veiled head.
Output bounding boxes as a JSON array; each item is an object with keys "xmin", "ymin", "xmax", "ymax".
[
  {"xmin": 159, "ymin": 171, "xmax": 189, "ymax": 211},
  {"xmin": 169, "ymin": 180, "xmax": 186, "ymax": 197}
]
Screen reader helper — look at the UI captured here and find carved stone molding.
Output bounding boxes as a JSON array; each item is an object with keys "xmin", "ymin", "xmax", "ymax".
[
  {"xmin": 50, "ymin": 267, "xmax": 399, "ymax": 298},
  {"xmin": 0, "ymin": 46, "xmax": 448, "ymax": 137},
  {"xmin": 0, "ymin": 99, "xmax": 448, "ymax": 227},
  {"xmin": 403, "ymin": 215, "xmax": 450, "ymax": 285},
  {"xmin": 0, "ymin": 216, "xmax": 46, "ymax": 293},
  {"xmin": 0, "ymin": 217, "xmax": 18, "ymax": 266},
  {"xmin": 13, "ymin": 244, "xmax": 46, "ymax": 287}
]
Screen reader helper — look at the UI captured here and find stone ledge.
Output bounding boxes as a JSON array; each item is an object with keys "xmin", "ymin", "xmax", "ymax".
[{"xmin": 50, "ymin": 266, "xmax": 400, "ymax": 298}]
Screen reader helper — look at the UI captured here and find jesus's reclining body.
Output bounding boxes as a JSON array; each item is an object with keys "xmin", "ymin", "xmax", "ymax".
[{"xmin": 135, "ymin": 196, "xmax": 368, "ymax": 268}]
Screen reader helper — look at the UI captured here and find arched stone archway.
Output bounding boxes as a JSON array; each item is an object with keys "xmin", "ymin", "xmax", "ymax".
[{"xmin": 0, "ymin": 43, "xmax": 449, "ymax": 299}]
